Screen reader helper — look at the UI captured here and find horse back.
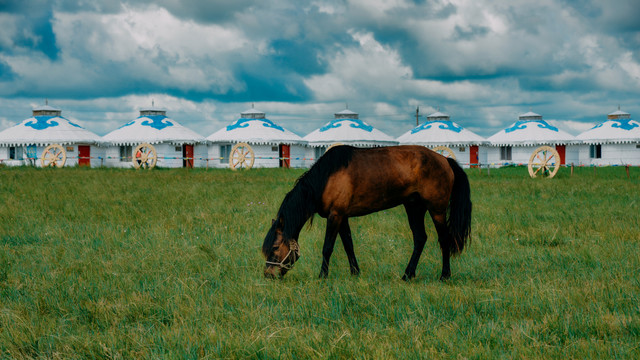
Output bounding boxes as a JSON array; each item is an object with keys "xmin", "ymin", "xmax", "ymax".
[{"xmin": 320, "ymin": 145, "xmax": 454, "ymax": 217}]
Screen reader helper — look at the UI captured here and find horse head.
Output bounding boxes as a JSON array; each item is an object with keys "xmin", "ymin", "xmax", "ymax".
[{"xmin": 263, "ymin": 218, "xmax": 301, "ymax": 278}]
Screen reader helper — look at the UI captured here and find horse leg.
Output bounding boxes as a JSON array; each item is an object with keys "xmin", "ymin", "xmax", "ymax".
[
  {"xmin": 431, "ymin": 212, "xmax": 451, "ymax": 281},
  {"xmin": 402, "ymin": 203, "xmax": 428, "ymax": 281},
  {"xmin": 319, "ymin": 213, "xmax": 342, "ymax": 278},
  {"xmin": 339, "ymin": 218, "xmax": 360, "ymax": 275}
]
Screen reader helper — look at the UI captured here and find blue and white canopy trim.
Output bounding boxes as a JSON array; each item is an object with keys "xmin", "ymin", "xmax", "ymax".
[
  {"xmin": 304, "ymin": 109, "xmax": 396, "ymax": 147},
  {"xmin": 207, "ymin": 108, "xmax": 305, "ymax": 145},
  {"xmin": 0, "ymin": 105, "xmax": 101, "ymax": 146},
  {"xmin": 102, "ymin": 108, "xmax": 205, "ymax": 146},
  {"xmin": 487, "ymin": 111, "xmax": 576, "ymax": 146},
  {"xmin": 397, "ymin": 111, "xmax": 486, "ymax": 146},
  {"xmin": 577, "ymin": 109, "xmax": 640, "ymax": 144}
]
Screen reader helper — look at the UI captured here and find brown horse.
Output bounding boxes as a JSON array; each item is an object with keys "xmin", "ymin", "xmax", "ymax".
[{"xmin": 262, "ymin": 145, "xmax": 472, "ymax": 280}]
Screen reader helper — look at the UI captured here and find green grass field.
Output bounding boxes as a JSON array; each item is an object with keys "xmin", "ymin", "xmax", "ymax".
[{"xmin": 1, "ymin": 166, "xmax": 639, "ymax": 359}]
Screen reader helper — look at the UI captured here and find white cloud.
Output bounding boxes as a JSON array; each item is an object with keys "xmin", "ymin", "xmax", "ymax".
[
  {"xmin": 304, "ymin": 31, "xmax": 413, "ymax": 101},
  {"xmin": 0, "ymin": 14, "xmax": 18, "ymax": 49},
  {"xmin": 0, "ymin": 6, "xmax": 263, "ymax": 97},
  {"xmin": 550, "ymin": 120, "xmax": 595, "ymax": 135},
  {"xmin": 0, "ymin": 0, "xmax": 639, "ymax": 141}
]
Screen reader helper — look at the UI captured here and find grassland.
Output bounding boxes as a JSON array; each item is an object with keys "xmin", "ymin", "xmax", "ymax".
[{"xmin": 0, "ymin": 165, "xmax": 639, "ymax": 359}]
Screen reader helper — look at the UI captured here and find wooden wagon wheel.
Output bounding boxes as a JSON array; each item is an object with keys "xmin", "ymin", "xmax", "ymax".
[
  {"xmin": 432, "ymin": 146, "xmax": 457, "ymax": 160},
  {"xmin": 528, "ymin": 145, "xmax": 560, "ymax": 178},
  {"xmin": 230, "ymin": 142, "xmax": 255, "ymax": 170},
  {"xmin": 133, "ymin": 143, "xmax": 158, "ymax": 169},
  {"xmin": 41, "ymin": 144, "xmax": 67, "ymax": 168}
]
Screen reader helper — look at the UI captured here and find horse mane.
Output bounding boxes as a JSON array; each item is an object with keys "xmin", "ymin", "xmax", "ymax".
[{"xmin": 262, "ymin": 145, "xmax": 355, "ymax": 256}]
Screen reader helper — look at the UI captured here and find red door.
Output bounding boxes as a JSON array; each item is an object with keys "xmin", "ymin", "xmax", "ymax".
[
  {"xmin": 183, "ymin": 144, "xmax": 194, "ymax": 168},
  {"xmin": 78, "ymin": 145, "xmax": 90, "ymax": 167},
  {"xmin": 470, "ymin": 145, "xmax": 479, "ymax": 168},
  {"xmin": 555, "ymin": 145, "xmax": 566, "ymax": 165},
  {"xmin": 279, "ymin": 144, "xmax": 290, "ymax": 168}
]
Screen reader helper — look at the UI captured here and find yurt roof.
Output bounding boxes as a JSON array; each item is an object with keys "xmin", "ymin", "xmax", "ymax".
[
  {"xmin": 303, "ymin": 109, "xmax": 397, "ymax": 147},
  {"xmin": 426, "ymin": 111, "xmax": 449, "ymax": 120},
  {"xmin": 0, "ymin": 107, "xmax": 101, "ymax": 147},
  {"xmin": 607, "ymin": 109, "xmax": 630, "ymax": 118},
  {"xmin": 334, "ymin": 109, "xmax": 359, "ymax": 117},
  {"xmin": 240, "ymin": 108, "xmax": 266, "ymax": 118},
  {"xmin": 397, "ymin": 118, "xmax": 487, "ymax": 146},
  {"xmin": 518, "ymin": 111, "xmax": 543, "ymax": 119},
  {"xmin": 487, "ymin": 112, "xmax": 576, "ymax": 146},
  {"xmin": 102, "ymin": 109, "xmax": 205, "ymax": 146},
  {"xmin": 576, "ymin": 110, "xmax": 640, "ymax": 144},
  {"xmin": 33, "ymin": 104, "xmax": 61, "ymax": 113},
  {"xmin": 206, "ymin": 109, "xmax": 305, "ymax": 145}
]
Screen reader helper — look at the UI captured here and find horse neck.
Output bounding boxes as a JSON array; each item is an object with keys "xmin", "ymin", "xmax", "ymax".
[{"xmin": 279, "ymin": 181, "xmax": 316, "ymax": 240}]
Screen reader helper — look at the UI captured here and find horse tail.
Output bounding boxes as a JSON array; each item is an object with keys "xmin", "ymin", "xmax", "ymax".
[{"xmin": 446, "ymin": 157, "xmax": 472, "ymax": 255}]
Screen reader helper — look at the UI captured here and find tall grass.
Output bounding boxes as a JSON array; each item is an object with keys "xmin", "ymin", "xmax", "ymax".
[{"xmin": 0, "ymin": 166, "xmax": 638, "ymax": 358}]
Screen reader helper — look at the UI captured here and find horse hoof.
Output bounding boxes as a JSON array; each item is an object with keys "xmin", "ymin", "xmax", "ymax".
[
  {"xmin": 401, "ymin": 274, "xmax": 414, "ymax": 281},
  {"xmin": 318, "ymin": 271, "xmax": 328, "ymax": 279},
  {"xmin": 439, "ymin": 274, "xmax": 451, "ymax": 282}
]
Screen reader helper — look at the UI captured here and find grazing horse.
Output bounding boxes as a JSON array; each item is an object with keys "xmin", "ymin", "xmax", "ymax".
[{"xmin": 262, "ymin": 145, "xmax": 472, "ymax": 281}]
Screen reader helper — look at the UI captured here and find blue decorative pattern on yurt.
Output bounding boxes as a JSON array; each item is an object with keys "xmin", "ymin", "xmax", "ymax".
[
  {"xmin": 118, "ymin": 120, "xmax": 136, "ymax": 129},
  {"xmin": 24, "ymin": 116, "xmax": 60, "ymax": 130},
  {"xmin": 319, "ymin": 119, "xmax": 373, "ymax": 132},
  {"xmin": 120, "ymin": 115, "xmax": 174, "ymax": 130},
  {"xmin": 140, "ymin": 115, "xmax": 173, "ymax": 130},
  {"xmin": 592, "ymin": 119, "xmax": 639, "ymax": 131},
  {"xmin": 505, "ymin": 120, "xmax": 558, "ymax": 133},
  {"xmin": 226, "ymin": 118, "xmax": 284, "ymax": 132},
  {"xmin": 67, "ymin": 120, "xmax": 84, "ymax": 128},
  {"xmin": 411, "ymin": 121, "xmax": 463, "ymax": 134}
]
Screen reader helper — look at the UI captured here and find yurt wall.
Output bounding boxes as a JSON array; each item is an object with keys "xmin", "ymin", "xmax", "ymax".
[{"xmin": 578, "ymin": 143, "xmax": 640, "ymax": 166}]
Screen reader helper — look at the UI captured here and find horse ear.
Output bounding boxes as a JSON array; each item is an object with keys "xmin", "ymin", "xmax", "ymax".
[{"xmin": 272, "ymin": 218, "xmax": 275, "ymax": 225}]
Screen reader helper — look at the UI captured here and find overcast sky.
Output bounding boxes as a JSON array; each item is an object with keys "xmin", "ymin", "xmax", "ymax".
[{"xmin": 0, "ymin": 0, "xmax": 638, "ymax": 138}]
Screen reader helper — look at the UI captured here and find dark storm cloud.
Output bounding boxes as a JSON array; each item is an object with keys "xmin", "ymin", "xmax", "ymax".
[
  {"xmin": 143, "ymin": 0, "xmax": 256, "ymax": 24},
  {"xmin": 560, "ymin": 0, "xmax": 640, "ymax": 61},
  {"xmin": 0, "ymin": 60, "xmax": 14, "ymax": 81},
  {"xmin": 451, "ymin": 25, "xmax": 490, "ymax": 41},
  {"xmin": 0, "ymin": 1, "xmax": 59, "ymax": 59}
]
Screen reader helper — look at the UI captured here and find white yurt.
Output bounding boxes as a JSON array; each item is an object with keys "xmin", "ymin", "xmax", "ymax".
[
  {"xmin": 576, "ymin": 108, "xmax": 640, "ymax": 166},
  {"xmin": 206, "ymin": 107, "xmax": 307, "ymax": 169},
  {"xmin": 486, "ymin": 111, "xmax": 578, "ymax": 167},
  {"xmin": 101, "ymin": 106, "xmax": 206, "ymax": 168},
  {"xmin": 303, "ymin": 108, "xmax": 397, "ymax": 163},
  {"xmin": 0, "ymin": 104, "xmax": 103, "ymax": 167},
  {"xmin": 396, "ymin": 111, "xmax": 487, "ymax": 167}
]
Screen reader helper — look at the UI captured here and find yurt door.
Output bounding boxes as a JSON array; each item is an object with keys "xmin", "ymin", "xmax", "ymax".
[
  {"xmin": 470, "ymin": 145, "xmax": 479, "ymax": 168},
  {"xmin": 78, "ymin": 146, "xmax": 91, "ymax": 167},
  {"xmin": 555, "ymin": 145, "xmax": 566, "ymax": 165},
  {"xmin": 279, "ymin": 144, "xmax": 290, "ymax": 168},
  {"xmin": 183, "ymin": 144, "xmax": 194, "ymax": 168}
]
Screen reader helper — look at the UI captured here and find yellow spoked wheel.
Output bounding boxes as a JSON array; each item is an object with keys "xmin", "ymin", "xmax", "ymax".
[
  {"xmin": 41, "ymin": 144, "xmax": 67, "ymax": 168},
  {"xmin": 528, "ymin": 145, "xmax": 560, "ymax": 178},
  {"xmin": 432, "ymin": 146, "xmax": 457, "ymax": 160},
  {"xmin": 230, "ymin": 142, "xmax": 255, "ymax": 170},
  {"xmin": 133, "ymin": 143, "xmax": 158, "ymax": 169}
]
